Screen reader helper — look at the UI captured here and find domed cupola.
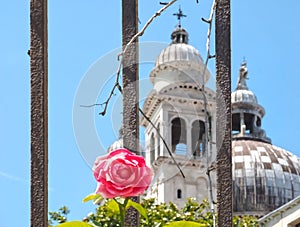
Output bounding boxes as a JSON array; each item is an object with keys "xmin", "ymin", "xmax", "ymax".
[
  {"xmin": 150, "ymin": 25, "xmax": 210, "ymax": 92},
  {"xmin": 231, "ymin": 62, "xmax": 300, "ymax": 216},
  {"xmin": 231, "ymin": 62, "xmax": 271, "ymax": 143}
]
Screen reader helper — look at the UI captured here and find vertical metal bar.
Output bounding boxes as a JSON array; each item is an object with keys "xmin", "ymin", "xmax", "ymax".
[
  {"xmin": 215, "ymin": 0, "xmax": 232, "ymax": 226},
  {"xmin": 122, "ymin": 0, "xmax": 140, "ymax": 226},
  {"xmin": 30, "ymin": 0, "xmax": 48, "ymax": 226}
]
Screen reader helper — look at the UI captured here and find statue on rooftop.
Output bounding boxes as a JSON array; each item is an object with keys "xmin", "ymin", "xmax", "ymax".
[{"xmin": 237, "ymin": 62, "xmax": 248, "ymax": 90}]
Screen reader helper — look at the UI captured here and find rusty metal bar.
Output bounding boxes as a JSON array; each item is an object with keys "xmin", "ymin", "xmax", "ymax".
[
  {"xmin": 122, "ymin": 0, "xmax": 140, "ymax": 226},
  {"xmin": 30, "ymin": 0, "xmax": 48, "ymax": 226},
  {"xmin": 215, "ymin": 0, "xmax": 232, "ymax": 226}
]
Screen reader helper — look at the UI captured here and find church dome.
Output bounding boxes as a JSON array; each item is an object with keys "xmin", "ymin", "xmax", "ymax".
[
  {"xmin": 231, "ymin": 62, "xmax": 300, "ymax": 216},
  {"xmin": 154, "ymin": 26, "xmax": 199, "ymax": 67},
  {"xmin": 150, "ymin": 26, "xmax": 210, "ymax": 89},
  {"xmin": 154, "ymin": 42, "xmax": 203, "ymax": 69},
  {"xmin": 233, "ymin": 140, "xmax": 300, "ymax": 216}
]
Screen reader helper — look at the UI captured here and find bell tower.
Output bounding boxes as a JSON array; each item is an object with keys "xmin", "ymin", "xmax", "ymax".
[{"xmin": 141, "ymin": 23, "xmax": 217, "ymax": 207}]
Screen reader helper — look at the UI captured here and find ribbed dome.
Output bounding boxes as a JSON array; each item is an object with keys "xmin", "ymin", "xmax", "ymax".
[
  {"xmin": 150, "ymin": 26, "xmax": 210, "ymax": 88},
  {"xmin": 231, "ymin": 89, "xmax": 258, "ymax": 105},
  {"xmin": 233, "ymin": 140, "xmax": 300, "ymax": 216},
  {"xmin": 155, "ymin": 43, "xmax": 203, "ymax": 68},
  {"xmin": 154, "ymin": 26, "xmax": 203, "ymax": 67}
]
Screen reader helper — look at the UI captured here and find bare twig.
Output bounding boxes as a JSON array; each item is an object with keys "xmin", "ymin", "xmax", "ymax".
[
  {"xmin": 98, "ymin": 83, "xmax": 122, "ymax": 115},
  {"xmin": 80, "ymin": 103, "xmax": 103, "ymax": 108},
  {"xmin": 202, "ymin": 0, "xmax": 216, "ymax": 57}
]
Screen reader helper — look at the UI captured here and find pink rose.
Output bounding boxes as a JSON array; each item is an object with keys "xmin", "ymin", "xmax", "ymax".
[{"xmin": 93, "ymin": 148, "xmax": 153, "ymax": 198}]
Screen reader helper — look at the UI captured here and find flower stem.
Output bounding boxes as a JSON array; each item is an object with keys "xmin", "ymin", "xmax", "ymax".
[
  {"xmin": 115, "ymin": 198, "xmax": 129, "ymax": 227},
  {"xmin": 118, "ymin": 202, "xmax": 125, "ymax": 227}
]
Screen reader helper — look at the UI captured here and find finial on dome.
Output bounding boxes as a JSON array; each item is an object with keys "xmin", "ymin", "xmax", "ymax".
[
  {"xmin": 236, "ymin": 61, "xmax": 249, "ymax": 90},
  {"xmin": 171, "ymin": 7, "xmax": 189, "ymax": 44},
  {"xmin": 173, "ymin": 6, "xmax": 186, "ymax": 28}
]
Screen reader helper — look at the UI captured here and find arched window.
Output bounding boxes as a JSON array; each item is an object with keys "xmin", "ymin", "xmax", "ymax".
[
  {"xmin": 150, "ymin": 133, "xmax": 155, "ymax": 164},
  {"xmin": 192, "ymin": 120, "xmax": 205, "ymax": 158},
  {"xmin": 177, "ymin": 189, "xmax": 182, "ymax": 199},
  {"xmin": 171, "ymin": 117, "xmax": 187, "ymax": 154}
]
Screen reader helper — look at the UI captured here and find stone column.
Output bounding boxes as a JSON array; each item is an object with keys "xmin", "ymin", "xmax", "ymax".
[{"xmin": 186, "ymin": 124, "xmax": 192, "ymax": 158}]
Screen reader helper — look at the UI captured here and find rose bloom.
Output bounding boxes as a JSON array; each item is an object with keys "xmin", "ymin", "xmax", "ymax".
[{"xmin": 93, "ymin": 148, "xmax": 153, "ymax": 198}]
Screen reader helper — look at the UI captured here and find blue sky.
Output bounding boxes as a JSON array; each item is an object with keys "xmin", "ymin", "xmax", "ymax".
[{"xmin": 1, "ymin": 0, "xmax": 300, "ymax": 226}]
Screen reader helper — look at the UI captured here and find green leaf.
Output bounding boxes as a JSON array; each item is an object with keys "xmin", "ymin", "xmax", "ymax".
[
  {"xmin": 106, "ymin": 199, "xmax": 120, "ymax": 213},
  {"xmin": 55, "ymin": 221, "xmax": 93, "ymax": 227},
  {"xmin": 126, "ymin": 199, "xmax": 148, "ymax": 222},
  {"xmin": 93, "ymin": 196, "xmax": 104, "ymax": 205},
  {"xmin": 82, "ymin": 193, "xmax": 102, "ymax": 203},
  {"xmin": 164, "ymin": 221, "xmax": 206, "ymax": 227}
]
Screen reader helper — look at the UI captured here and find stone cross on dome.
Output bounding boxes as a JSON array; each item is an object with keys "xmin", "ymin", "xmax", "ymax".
[{"xmin": 173, "ymin": 6, "xmax": 186, "ymax": 27}]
